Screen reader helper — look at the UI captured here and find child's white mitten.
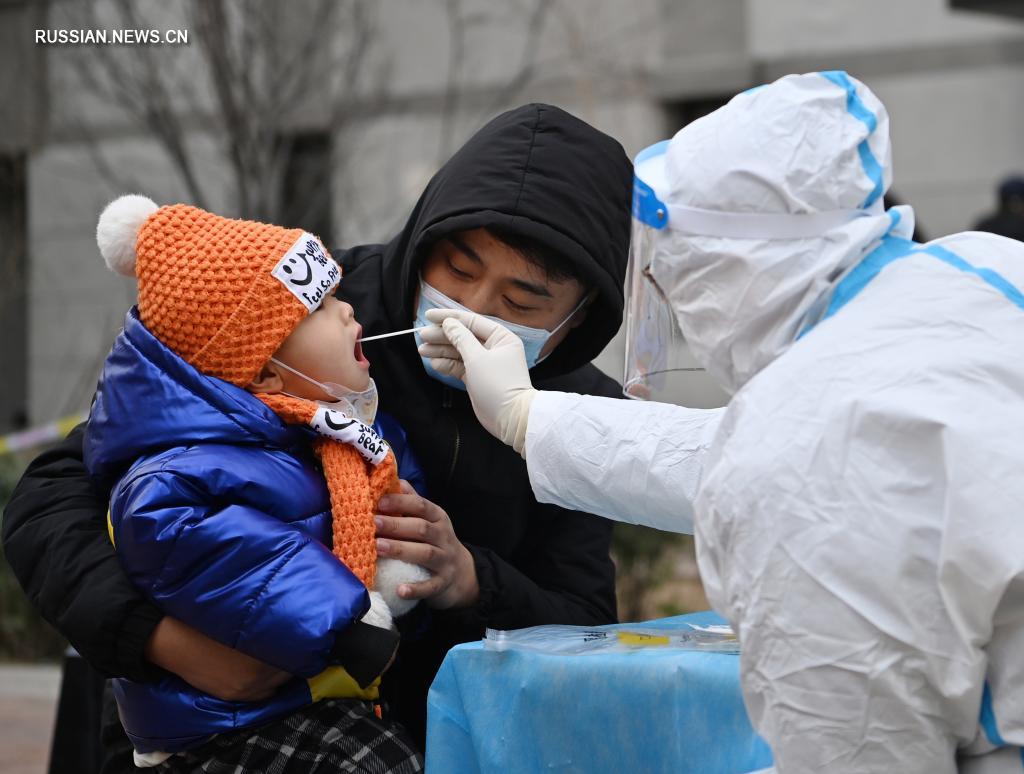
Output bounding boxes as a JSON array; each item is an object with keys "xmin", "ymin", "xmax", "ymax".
[{"xmin": 375, "ymin": 558, "xmax": 431, "ymax": 617}]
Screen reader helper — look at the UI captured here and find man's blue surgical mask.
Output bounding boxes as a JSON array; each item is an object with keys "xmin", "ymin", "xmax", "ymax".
[{"xmin": 414, "ymin": 278, "xmax": 587, "ymax": 390}]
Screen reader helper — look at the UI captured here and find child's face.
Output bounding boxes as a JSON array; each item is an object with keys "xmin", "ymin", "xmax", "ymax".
[{"xmin": 269, "ymin": 296, "xmax": 371, "ymax": 399}]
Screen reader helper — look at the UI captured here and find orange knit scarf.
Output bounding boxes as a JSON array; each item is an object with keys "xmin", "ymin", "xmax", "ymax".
[{"xmin": 257, "ymin": 392, "xmax": 399, "ymax": 589}]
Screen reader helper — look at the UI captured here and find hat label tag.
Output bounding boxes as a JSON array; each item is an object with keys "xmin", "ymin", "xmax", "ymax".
[{"xmin": 272, "ymin": 232, "xmax": 341, "ymax": 311}]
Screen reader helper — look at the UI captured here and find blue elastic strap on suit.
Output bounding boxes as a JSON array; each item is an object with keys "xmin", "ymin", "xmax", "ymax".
[
  {"xmin": 920, "ymin": 242, "xmax": 1024, "ymax": 310},
  {"xmin": 795, "ymin": 209, "xmax": 903, "ymax": 339},
  {"xmin": 820, "ymin": 70, "xmax": 885, "ymax": 209},
  {"xmin": 800, "ymin": 220, "xmax": 1024, "ymax": 338},
  {"xmin": 980, "ymin": 682, "xmax": 1007, "ymax": 747},
  {"xmin": 632, "ymin": 140, "xmax": 670, "ymax": 230}
]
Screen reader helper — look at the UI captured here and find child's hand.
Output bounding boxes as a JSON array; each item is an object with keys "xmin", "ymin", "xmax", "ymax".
[
  {"xmin": 145, "ymin": 616, "xmax": 292, "ymax": 702},
  {"xmin": 374, "ymin": 481, "xmax": 480, "ymax": 610}
]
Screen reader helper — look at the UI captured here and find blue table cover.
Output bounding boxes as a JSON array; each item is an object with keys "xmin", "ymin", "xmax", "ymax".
[{"xmin": 426, "ymin": 611, "xmax": 773, "ymax": 773}]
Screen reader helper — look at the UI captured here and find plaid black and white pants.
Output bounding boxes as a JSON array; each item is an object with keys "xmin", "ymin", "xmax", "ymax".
[{"xmin": 157, "ymin": 698, "xmax": 424, "ymax": 773}]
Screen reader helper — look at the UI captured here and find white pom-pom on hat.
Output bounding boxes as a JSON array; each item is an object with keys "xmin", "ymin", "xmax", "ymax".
[{"xmin": 96, "ymin": 194, "xmax": 159, "ymax": 277}]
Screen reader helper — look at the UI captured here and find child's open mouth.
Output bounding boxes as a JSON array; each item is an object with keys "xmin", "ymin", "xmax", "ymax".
[{"xmin": 354, "ymin": 326, "xmax": 370, "ymax": 368}]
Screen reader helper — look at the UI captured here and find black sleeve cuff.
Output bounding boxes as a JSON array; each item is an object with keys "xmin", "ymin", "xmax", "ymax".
[
  {"xmin": 113, "ymin": 603, "xmax": 165, "ymax": 682},
  {"xmin": 425, "ymin": 544, "xmax": 499, "ymax": 639},
  {"xmin": 464, "ymin": 544, "xmax": 497, "ymax": 623},
  {"xmin": 329, "ymin": 621, "xmax": 400, "ymax": 688}
]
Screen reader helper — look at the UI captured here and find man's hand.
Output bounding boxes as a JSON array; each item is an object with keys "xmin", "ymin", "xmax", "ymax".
[
  {"xmin": 145, "ymin": 617, "xmax": 291, "ymax": 702},
  {"xmin": 374, "ymin": 481, "xmax": 480, "ymax": 610},
  {"xmin": 418, "ymin": 309, "xmax": 536, "ymax": 454}
]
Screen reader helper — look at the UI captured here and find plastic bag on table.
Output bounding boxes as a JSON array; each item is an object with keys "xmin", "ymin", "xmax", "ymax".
[{"xmin": 484, "ymin": 621, "xmax": 739, "ymax": 655}]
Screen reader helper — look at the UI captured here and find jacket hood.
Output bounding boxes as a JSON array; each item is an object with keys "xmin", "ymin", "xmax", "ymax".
[
  {"xmin": 378, "ymin": 103, "xmax": 633, "ymax": 379},
  {"xmin": 648, "ymin": 71, "xmax": 915, "ymax": 395},
  {"xmin": 85, "ymin": 308, "xmax": 309, "ymax": 485}
]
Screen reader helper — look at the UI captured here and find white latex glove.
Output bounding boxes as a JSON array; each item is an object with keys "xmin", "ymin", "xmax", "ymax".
[{"xmin": 418, "ymin": 308, "xmax": 536, "ymax": 456}]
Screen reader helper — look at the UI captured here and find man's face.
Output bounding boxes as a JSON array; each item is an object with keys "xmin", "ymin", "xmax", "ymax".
[{"xmin": 420, "ymin": 228, "xmax": 589, "ymax": 359}]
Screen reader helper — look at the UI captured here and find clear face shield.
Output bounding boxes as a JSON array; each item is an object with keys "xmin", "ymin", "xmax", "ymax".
[{"xmin": 623, "ymin": 142, "xmax": 729, "ymax": 408}]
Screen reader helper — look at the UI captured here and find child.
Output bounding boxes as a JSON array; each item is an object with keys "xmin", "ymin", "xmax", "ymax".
[{"xmin": 85, "ymin": 195, "xmax": 428, "ymax": 769}]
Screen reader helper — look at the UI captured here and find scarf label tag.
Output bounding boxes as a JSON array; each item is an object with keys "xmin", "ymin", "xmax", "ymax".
[{"xmin": 311, "ymin": 406, "xmax": 389, "ymax": 465}]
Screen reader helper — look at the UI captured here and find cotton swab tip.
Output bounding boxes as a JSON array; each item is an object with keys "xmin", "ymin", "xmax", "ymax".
[{"xmin": 357, "ymin": 325, "xmax": 431, "ymax": 343}]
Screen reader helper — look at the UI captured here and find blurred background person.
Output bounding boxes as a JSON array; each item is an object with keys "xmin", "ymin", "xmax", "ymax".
[{"xmin": 973, "ymin": 175, "xmax": 1024, "ymax": 241}]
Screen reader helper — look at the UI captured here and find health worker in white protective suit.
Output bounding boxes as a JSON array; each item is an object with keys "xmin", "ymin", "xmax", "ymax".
[{"xmin": 418, "ymin": 71, "xmax": 1024, "ymax": 773}]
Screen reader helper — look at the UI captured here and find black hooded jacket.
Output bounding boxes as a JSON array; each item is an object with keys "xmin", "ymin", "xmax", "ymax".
[{"xmin": 2, "ymin": 104, "xmax": 633, "ymax": 751}]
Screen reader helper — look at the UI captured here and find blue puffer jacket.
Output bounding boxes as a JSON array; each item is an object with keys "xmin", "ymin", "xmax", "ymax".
[{"xmin": 84, "ymin": 308, "xmax": 425, "ymax": 754}]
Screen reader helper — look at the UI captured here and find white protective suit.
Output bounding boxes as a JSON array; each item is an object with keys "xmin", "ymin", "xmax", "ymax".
[{"xmin": 435, "ymin": 72, "xmax": 1024, "ymax": 773}]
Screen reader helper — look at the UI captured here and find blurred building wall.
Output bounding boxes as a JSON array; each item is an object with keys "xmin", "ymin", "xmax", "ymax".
[{"xmin": 18, "ymin": 0, "xmax": 1024, "ymax": 423}]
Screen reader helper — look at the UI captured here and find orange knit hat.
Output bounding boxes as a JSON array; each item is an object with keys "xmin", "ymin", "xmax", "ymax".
[{"xmin": 96, "ymin": 194, "xmax": 340, "ymax": 387}]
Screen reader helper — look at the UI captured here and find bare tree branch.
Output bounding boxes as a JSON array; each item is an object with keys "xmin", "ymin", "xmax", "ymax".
[
  {"xmin": 113, "ymin": 0, "xmax": 208, "ymax": 208},
  {"xmin": 437, "ymin": 0, "xmax": 466, "ymax": 164},
  {"xmin": 326, "ymin": 0, "xmax": 374, "ymax": 129},
  {"xmin": 476, "ymin": 0, "xmax": 551, "ymax": 121},
  {"xmin": 193, "ymin": 2, "xmax": 255, "ymax": 215},
  {"xmin": 65, "ymin": 0, "xmax": 209, "ymax": 206}
]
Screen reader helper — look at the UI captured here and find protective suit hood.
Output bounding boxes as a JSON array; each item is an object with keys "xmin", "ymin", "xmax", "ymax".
[{"xmin": 648, "ymin": 71, "xmax": 915, "ymax": 394}]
